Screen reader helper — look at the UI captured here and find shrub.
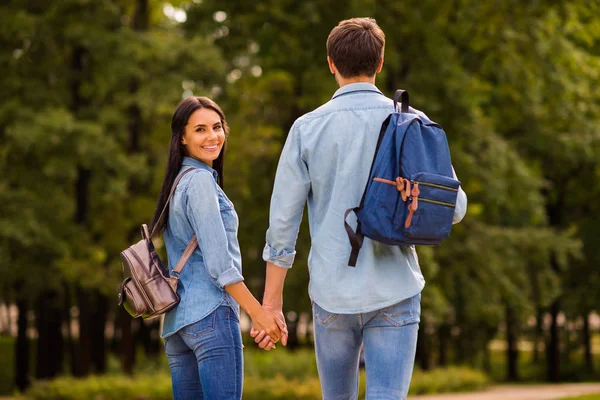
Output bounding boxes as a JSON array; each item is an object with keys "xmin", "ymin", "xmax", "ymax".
[
  {"xmin": 409, "ymin": 366, "xmax": 489, "ymax": 395},
  {"xmin": 23, "ymin": 365, "xmax": 489, "ymax": 400},
  {"xmin": 24, "ymin": 374, "xmax": 173, "ymax": 400},
  {"xmin": 244, "ymin": 348, "xmax": 318, "ymax": 380}
]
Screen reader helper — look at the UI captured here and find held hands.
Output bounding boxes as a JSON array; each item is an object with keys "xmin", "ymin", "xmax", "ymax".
[{"xmin": 250, "ymin": 305, "xmax": 288, "ymax": 351}]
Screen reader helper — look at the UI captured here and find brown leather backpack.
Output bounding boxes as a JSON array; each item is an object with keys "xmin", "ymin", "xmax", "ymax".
[{"xmin": 118, "ymin": 168, "xmax": 197, "ymax": 320}]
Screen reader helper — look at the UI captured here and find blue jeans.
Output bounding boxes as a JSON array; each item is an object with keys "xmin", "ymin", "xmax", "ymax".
[
  {"xmin": 164, "ymin": 306, "xmax": 243, "ymax": 400},
  {"xmin": 312, "ymin": 293, "xmax": 421, "ymax": 400}
]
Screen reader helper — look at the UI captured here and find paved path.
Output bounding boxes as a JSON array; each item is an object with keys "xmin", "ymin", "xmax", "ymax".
[
  {"xmin": 2, "ymin": 383, "xmax": 599, "ymax": 400},
  {"xmin": 410, "ymin": 383, "xmax": 600, "ymax": 400}
]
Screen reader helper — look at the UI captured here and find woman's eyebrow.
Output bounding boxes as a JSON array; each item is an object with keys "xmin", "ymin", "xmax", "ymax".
[{"xmin": 193, "ymin": 122, "xmax": 221, "ymax": 128}]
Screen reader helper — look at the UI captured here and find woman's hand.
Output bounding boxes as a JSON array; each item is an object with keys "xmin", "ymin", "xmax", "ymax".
[
  {"xmin": 221, "ymin": 281, "xmax": 286, "ymax": 351},
  {"xmin": 251, "ymin": 308, "xmax": 280, "ymax": 350},
  {"xmin": 250, "ymin": 306, "xmax": 288, "ymax": 351}
]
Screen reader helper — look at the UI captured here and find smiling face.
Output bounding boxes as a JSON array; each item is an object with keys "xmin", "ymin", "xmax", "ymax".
[{"xmin": 181, "ymin": 108, "xmax": 226, "ymax": 167}]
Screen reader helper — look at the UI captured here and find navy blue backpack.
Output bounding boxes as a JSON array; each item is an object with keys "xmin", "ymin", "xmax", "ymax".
[{"xmin": 344, "ymin": 90, "xmax": 461, "ymax": 267}]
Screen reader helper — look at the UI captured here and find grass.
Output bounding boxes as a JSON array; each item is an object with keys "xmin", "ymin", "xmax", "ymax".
[{"xmin": 559, "ymin": 396, "xmax": 600, "ymax": 400}]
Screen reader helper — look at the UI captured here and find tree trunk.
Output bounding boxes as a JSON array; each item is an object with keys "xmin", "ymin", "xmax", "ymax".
[
  {"xmin": 533, "ymin": 307, "xmax": 543, "ymax": 364},
  {"xmin": 416, "ymin": 318, "xmax": 431, "ymax": 370},
  {"xmin": 91, "ymin": 291, "xmax": 108, "ymax": 373},
  {"xmin": 583, "ymin": 312, "xmax": 593, "ymax": 372},
  {"xmin": 482, "ymin": 343, "xmax": 491, "ymax": 373},
  {"xmin": 285, "ymin": 315, "xmax": 299, "ymax": 351},
  {"xmin": 545, "ymin": 178, "xmax": 565, "ymax": 382},
  {"xmin": 75, "ymin": 286, "xmax": 93, "ymax": 376},
  {"xmin": 505, "ymin": 304, "xmax": 519, "ymax": 381},
  {"xmin": 454, "ymin": 276, "xmax": 466, "ymax": 363},
  {"xmin": 35, "ymin": 291, "xmax": 64, "ymax": 379},
  {"xmin": 71, "ymin": 41, "xmax": 94, "ymax": 376},
  {"xmin": 547, "ymin": 298, "xmax": 560, "ymax": 382},
  {"xmin": 127, "ymin": 0, "xmax": 147, "ymax": 153},
  {"xmin": 137, "ymin": 318, "xmax": 152, "ymax": 354},
  {"xmin": 147, "ymin": 320, "xmax": 162, "ymax": 355},
  {"xmin": 62, "ymin": 282, "xmax": 77, "ymax": 377},
  {"xmin": 15, "ymin": 291, "xmax": 30, "ymax": 391},
  {"xmin": 438, "ymin": 323, "xmax": 450, "ymax": 366},
  {"xmin": 119, "ymin": 306, "xmax": 135, "ymax": 375}
]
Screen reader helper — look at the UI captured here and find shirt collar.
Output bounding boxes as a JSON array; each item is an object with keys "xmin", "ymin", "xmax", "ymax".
[
  {"xmin": 331, "ymin": 82, "xmax": 383, "ymax": 99},
  {"xmin": 182, "ymin": 156, "xmax": 218, "ymax": 180}
]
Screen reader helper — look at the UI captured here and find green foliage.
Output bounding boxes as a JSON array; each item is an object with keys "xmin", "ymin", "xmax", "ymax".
[{"xmin": 22, "ymin": 366, "xmax": 488, "ymax": 400}]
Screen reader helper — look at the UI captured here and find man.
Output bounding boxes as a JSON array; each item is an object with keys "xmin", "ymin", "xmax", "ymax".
[{"xmin": 254, "ymin": 17, "xmax": 467, "ymax": 399}]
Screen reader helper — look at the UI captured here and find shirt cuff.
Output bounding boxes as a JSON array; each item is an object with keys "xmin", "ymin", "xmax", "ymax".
[
  {"xmin": 262, "ymin": 243, "xmax": 296, "ymax": 269},
  {"xmin": 216, "ymin": 267, "xmax": 244, "ymax": 289}
]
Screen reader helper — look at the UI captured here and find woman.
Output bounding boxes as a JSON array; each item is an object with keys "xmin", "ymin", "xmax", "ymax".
[{"xmin": 152, "ymin": 96, "xmax": 284, "ymax": 399}]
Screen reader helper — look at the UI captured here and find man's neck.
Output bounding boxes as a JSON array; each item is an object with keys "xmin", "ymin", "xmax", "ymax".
[{"xmin": 336, "ymin": 74, "xmax": 376, "ymax": 87}]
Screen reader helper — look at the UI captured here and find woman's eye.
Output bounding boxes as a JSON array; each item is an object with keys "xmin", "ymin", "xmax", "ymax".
[
  {"xmin": 214, "ymin": 125, "xmax": 222, "ymax": 130},
  {"xmin": 196, "ymin": 128, "xmax": 205, "ymax": 132}
]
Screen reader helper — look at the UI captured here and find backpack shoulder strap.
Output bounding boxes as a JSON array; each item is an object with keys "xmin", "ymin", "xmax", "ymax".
[
  {"xmin": 150, "ymin": 167, "xmax": 196, "ymax": 237},
  {"xmin": 393, "ymin": 90, "xmax": 409, "ymax": 113},
  {"xmin": 150, "ymin": 167, "xmax": 199, "ymax": 277},
  {"xmin": 172, "ymin": 235, "xmax": 198, "ymax": 275}
]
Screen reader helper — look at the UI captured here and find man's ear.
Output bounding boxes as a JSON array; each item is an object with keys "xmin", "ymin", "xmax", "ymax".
[
  {"xmin": 327, "ymin": 56, "xmax": 337, "ymax": 75},
  {"xmin": 376, "ymin": 56, "xmax": 384, "ymax": 73}
]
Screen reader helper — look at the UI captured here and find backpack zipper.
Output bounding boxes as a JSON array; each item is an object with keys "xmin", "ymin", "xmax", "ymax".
[
  {"xmin": 417, "ymin": 197, "xmax": 455, "ymax": 208},
  {"xmin": 412, "ymin": 180, "xmax": 458, "ymax": 192},
  {"xmin": 373, "ymin": 178, "xmax": 457, "ymax": 207}
]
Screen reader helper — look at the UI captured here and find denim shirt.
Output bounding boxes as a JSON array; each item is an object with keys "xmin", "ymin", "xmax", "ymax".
[
  {"xmin": 162, "ymin": 157, "xmax": 243, "ymax": 338},
  {"xmin": 263, "ymin": 83, "xmax": 467, "ymax": 314}
]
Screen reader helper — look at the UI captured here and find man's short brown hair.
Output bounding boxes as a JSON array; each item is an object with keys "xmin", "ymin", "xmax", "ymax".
[{"xmin": 326, "ymin": 18, "xmax": 385, "ymax": 78}]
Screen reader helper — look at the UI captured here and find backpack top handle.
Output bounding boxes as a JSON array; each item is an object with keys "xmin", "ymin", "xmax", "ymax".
[{"xmin": 393, "ymin": 90, "xmax": 409, "ymax": 113}]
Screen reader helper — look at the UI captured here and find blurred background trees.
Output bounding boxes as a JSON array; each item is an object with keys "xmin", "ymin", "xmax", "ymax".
[{"xmin": 1, "ymin": 0, "xmax": 599, "ymax": 394}]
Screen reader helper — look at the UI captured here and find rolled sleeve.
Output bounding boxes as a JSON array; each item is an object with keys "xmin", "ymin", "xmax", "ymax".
[
  {"xmin": 263, "ymin": 122, "xmax": 310, "ymax": 268},
  {"xmin": 262, "ymin": 243, "xmax": 296, "ymax": 269},
  {"xmin": 216, "ymin": 266, "xmax": 244, "ymax": 288},
  {"xmin": 186, "ymin": 171, "xmax": 244, "ymax": 288},
  {"xmin": 452, "ymin": 166, "xmax": 467, "ymax": 224}
]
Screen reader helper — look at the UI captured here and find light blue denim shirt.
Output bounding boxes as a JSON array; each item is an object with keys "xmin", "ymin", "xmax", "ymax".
[
  {"xmin": 263, "ymin": 83, "xmax": 467, "ymax": 314},
  {"xmin": 162, "ymin": 156, "xmax": 243, "ymax": 338}
]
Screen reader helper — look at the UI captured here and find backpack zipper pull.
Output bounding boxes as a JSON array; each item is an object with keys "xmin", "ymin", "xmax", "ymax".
[
  {"xmin": 395, "ymin": 177, "xmax": 404, "ymax": 194},
  {"xmin": 403, "ymin": 178, "xmax": 411, "ymax": 201},
  {"xmin": 405, "ymin": 183, "xmax": 420, "ymax": 228}
]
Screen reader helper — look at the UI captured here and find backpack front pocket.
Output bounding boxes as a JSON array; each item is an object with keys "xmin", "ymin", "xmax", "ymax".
[{"xmin": 400, "ymin": 172, "xmax": 460, "ymax": 240}]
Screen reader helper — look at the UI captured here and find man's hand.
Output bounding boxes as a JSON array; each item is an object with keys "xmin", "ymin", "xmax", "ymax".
[
  {"xmin": 251, "ymin": 262, "xmax": 289, "ymax": 350},
  {"xmin": 250, "ymin": 305, "xmax": 288, "ymax": 350},
  {"xmin": 249, "ymin": 305, "xmax": 284, "ymax": 351}
]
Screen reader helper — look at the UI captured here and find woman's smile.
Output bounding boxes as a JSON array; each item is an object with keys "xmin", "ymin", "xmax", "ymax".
[
  {"xmin": 181, "ymin": 107, "xmax": 226, "ymax": 167},
  {"xmin": 201, "ymin": 144, "xmax": 219, "ymax": 152}
]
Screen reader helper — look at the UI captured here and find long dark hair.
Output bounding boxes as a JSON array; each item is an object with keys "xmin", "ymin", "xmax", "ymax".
[{"xmin": 151, "ymin": 96, "xmax": 229, "ymax": 235}]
